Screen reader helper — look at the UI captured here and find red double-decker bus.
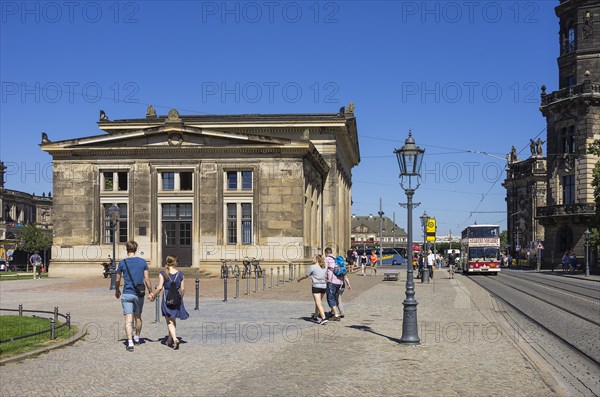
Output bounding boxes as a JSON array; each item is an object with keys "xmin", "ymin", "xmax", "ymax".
[{"xmin": 460, "ymin": 224, "xmax": 501, "ymax": 275}]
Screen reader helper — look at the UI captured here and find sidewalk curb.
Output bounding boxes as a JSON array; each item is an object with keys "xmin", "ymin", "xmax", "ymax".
[{"xmin": 0, "ymin": 327, "xmax": 87, "ymax": 365}]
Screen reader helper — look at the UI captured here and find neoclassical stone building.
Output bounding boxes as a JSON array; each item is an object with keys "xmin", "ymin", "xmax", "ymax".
[{"xmin": 42, "ymin": 105, "xmax": 360, "ymax": 276}]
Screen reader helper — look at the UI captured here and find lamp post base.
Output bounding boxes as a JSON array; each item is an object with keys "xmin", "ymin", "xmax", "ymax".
[{"xmin": 400, "ymin": 298, "xmax": 420, "ymax": 344}]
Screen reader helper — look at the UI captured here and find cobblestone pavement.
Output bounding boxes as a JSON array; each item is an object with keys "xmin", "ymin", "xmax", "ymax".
[{"xmin": 0, "ymin": 268, "xmax": 560, "ymax": 396}]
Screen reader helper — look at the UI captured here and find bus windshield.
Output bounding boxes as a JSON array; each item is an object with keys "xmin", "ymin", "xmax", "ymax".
[
  {"xmin": 464, "ymin": 226, "xmax": 499, "ymax": 239},
  {"xmin": 468, "ymin": 247, "xmax": 500, "ymax": 260}
]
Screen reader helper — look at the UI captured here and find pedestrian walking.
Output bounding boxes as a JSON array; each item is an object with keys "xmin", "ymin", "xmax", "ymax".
[
  {"xmin": 115, "ymin": 240, "xmax": 152, "ymax": 351},
  {"xmin": 149, "ymin": 255, "xmax": 189, "ymax": 350},
  {"xmin": 561, "ymin": 252, "xmax": 570, "ymax": 273},
  {"xmin": 29, "ymin": 251, "xmax": 42, "ymax": 279},
  {"xmin": 346, "ymin": 249, "xmax": 355, "ymax": 273},
  {"xmin": 325, "ymin": 247, "xmax": 343, "ymax": 321},
  {"xmin": 569, "ymin": 253, "xmax": 577, "ymax": 274},
  {"xmin": 360, "ymin": 252, "xmax": 368, "ymax": 276},
  {"xmin": 448, "ymin": 250, "xmax": 457, "ymax": 279},
  {"xmin": 297, "ymin": 254, "xmax": 328, "ymax": 324},
  {"xmin": 427, "ymin": 250, "xmax": 435, "ymax": 282},
  {"xmin": 369, "ymin": 250, "xmax": 378, "ymax": 276}
]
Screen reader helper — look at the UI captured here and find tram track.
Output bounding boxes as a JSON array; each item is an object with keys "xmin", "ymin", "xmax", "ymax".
[
  {"xmin": 502, "ymin": 271, "xmax": 600, "ymax": 300},
  {"xmin": 491, "ymin": 273, "xmax": 600, "ymax": 327},
  {"xmin": 469, "ymin": 274, "xmax": 600, "ymax": 368}
]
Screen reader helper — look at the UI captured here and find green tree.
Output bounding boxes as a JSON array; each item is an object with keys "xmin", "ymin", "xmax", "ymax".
[
  {"xmin": 500, "ymin": 230, "xmax": 508, "ymax": 250},
  {"xmin": 17, "ymin": 223, "xmax": 52, "ymax": 254},
  {"xmin": 589, "ymin": 139, "xmax": 600, "ymax": 248}
]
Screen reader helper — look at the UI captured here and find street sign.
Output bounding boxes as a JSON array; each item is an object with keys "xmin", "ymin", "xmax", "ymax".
[
  {"xmin": 426, "ymin": 218, "xmax": 436, "ymax": 242},
  {"xmin": 537, "ymin": 242, "xmax": 544, "ymax": 250}
]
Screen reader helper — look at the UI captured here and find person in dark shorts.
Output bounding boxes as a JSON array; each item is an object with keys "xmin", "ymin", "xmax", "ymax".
[{"xmin": 297, "ymin": 254, "xmax": 328, "ymax": 325}]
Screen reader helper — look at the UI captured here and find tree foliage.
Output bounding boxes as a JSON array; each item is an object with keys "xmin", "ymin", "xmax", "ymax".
[
  {"xmin": 17, "ymin": 223, "xmax": 52, "ymax": 254},
  {"xmin": 588, "ymin": 139, "xmax": 600, "ymax": 248}
]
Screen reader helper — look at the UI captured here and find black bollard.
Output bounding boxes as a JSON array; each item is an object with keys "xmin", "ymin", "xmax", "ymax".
[
  {"xmin": 54, "ymin": 306, "xmax": 59, "ymax": 324},
  {"xmin": 276, "ymin": 266, "xmax": 280, "ymax": 287},
  {"xmin": 18, "ymin": 303, "xmax": 23, "ymax": 317},
  {"xmin": 66, "ymin": 313, "xmax": 71, "ymax": 330},
  {"xmin": 50, "ymin": 318, "xmax": 56, "ymax": 340},
  {"xmin": 195, "ymin": 278, "xmax": 200, "ymax": 311},
  {"xmin": 154, "ymin": 287, "xmax": 160, "ymax": 323},
  {"xmin": 254, "ymin": 267, "xmax": 258, "ymax": 292},
  {"xmin": 223, "ymin": 273, "xmax": 228, "ymax": 302},
  {"xmin": 235, "ymin": 273, "xmax": 240, "ymax": 299},
  {"xmin": 246, "ymin": 270, "xmax": 250, "ymax": 295},
  {"xmin": 270, "ymin": 268, "xmax": 273, "ymax": 288},
  {"xmin": 283, "ymin": 266, "xmax": 286, "ymax": 284},
  {"xmin": 263, "ymin": 269, "xmax": 266, "ymax": 290}
]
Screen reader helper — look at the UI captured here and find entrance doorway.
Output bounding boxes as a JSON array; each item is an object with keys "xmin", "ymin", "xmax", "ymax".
[{"xmin": 162, "ymin": 204, "xmax": 192, "ymax": 267}]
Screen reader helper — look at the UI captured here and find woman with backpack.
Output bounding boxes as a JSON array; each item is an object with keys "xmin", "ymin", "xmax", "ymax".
[
  {"xmin": 297, "ymin": 254, "xmax": 328, "ymax": 325},
  {"xmin": 149, "ymin": 255, "xmax": 189, "ymax": 349}
]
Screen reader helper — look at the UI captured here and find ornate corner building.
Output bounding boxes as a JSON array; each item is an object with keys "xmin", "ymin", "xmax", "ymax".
[
  {"xmin": 0, "ymin": 162, "xmax": 53, "ymax": 258},
  {"xmin": 41, "ymin": 105, "xmax": 360, "ymax": 276},
  {"xmin": 537, "ymin": 0, "xmax": 599, "ymax": 267}
]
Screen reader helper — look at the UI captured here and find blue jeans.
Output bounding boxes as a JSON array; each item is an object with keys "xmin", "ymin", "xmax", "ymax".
[{"xmin": 326, "ymin": 283, "xmax": 341, "ymax": 309}]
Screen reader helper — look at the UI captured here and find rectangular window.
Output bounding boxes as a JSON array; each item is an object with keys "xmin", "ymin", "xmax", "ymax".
[
  {"xmin": 568, "ymin": 126, "xmax": 576, "ymax": 154},
  {"xmin": 225, "ymin": 170, "xmax": 253, "ymax": 190},
  {"xmin": 162, "ymin": 172, "xmax": 175, "ymax": 190},
  {"xmin": 227, "ymin": 203, "xmax": 237, "ymax": 244},
  {"xmin": 180, "ymin": 172, "xmax": 193, "ymax": 191},
  {"xmin": 162, "ymin": 203, "xmax": 192, "ymax": 220},
  {"xmin": 563, "ymin": 175, "xmax": 575, "ymax": 204},
  {"xmin": 180, "ymin": 223, "xmax": 191, "ymax": 245},
  {"xmin": 117, "ymin": 172, "xmax": 128, "ymax": 191},
  {"xmin": 103, "ymin": 172, "xmax": 114, "ymax": 191},
  {"xmin": 103, "ymin": 203, "xmax": 128, "ymax": 244},
  {"xmin": 241, "ymin": 203, "xmax": 252, "ymax": 244},
  {"xmin": 242, "ymin": 171, "xmax": 252, "ymax": 190},
  {"xmin": 227, "ymin": 171, "xmax": 237, "ymax": 190}
]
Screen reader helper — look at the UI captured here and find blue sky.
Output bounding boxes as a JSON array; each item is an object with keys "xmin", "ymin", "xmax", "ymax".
[{"xmin": 0, "ymin": 1, "xmax": 558, "ymax": 238}]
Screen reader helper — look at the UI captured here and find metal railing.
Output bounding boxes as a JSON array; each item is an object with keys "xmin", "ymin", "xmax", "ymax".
[{"xmin": 0, "ymin": 305, "xmax": 71, "ymax": 343}]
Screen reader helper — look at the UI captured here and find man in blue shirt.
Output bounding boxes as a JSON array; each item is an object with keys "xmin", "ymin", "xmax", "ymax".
[{"xmin": 115, "ymin": 241, "xmax": 152, "ymax": 351}]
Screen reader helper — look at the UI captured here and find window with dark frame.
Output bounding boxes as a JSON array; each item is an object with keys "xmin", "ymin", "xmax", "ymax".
[
  {"xmin": 227, "ymin": 203, "xmax": 237, "ymax": 244},
  {"xmin": 562, "ymin": 175, "xmax": 575, "ymax": 204}
]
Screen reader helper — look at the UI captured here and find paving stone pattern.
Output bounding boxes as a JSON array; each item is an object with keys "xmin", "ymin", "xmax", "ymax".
[{"xmin": 0, "ymin": 269, "xmax": 557, "ymax": 396}]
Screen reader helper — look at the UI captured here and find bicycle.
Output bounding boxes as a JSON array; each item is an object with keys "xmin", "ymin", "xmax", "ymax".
[
  {"xmin": 220, "ymin": 259, "xmax": 240, "ymax": 279},
  {"xmin": 243, "ymin": 257, "xmax": 263, "ymax": 278}
]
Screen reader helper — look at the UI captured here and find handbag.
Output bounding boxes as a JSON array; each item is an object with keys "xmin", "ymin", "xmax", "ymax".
[{"xmin": 123, "ymin": 258, "xmax": 145, "ymax": 297}]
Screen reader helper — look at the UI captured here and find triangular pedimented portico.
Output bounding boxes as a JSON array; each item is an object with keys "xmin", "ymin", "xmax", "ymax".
[{"xmin": 42, "ymin": 106, "xmax": 360, "ymax": 277}]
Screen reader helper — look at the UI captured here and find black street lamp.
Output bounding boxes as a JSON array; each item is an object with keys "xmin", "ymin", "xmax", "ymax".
[
  {"xmin": 584, "ymin": 228, "xmax": 591, "ymax": 277},
  {"xmin": 108, "ymin": 203, "xmax": 120, "ymax": 290},
  {"xmin": 420, "ymin": 211, "xmax": 430, "ymax": 283},
  {"xmin": 395, "ymin": 130, "xmax": 425, "ymax": 344},
  {"xmin": 420, "ymin": 211, "xmax": 429, "ymax": 252}
]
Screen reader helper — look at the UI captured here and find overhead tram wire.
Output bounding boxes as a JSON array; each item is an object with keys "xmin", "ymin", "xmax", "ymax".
[{"xmin": 455, "ymin": 126, "xmax": 548, "ymax": 231}]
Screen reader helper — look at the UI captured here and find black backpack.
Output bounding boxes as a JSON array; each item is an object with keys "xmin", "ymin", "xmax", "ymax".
[{"xmin": 165, "ymin": 272, "xmax": 182, "ymax": 309}]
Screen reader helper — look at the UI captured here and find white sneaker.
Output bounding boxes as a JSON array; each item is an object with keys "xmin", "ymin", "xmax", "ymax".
[{"xmin": 318, "ymin": 319, "xmax": 329, "ymax": 325}]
